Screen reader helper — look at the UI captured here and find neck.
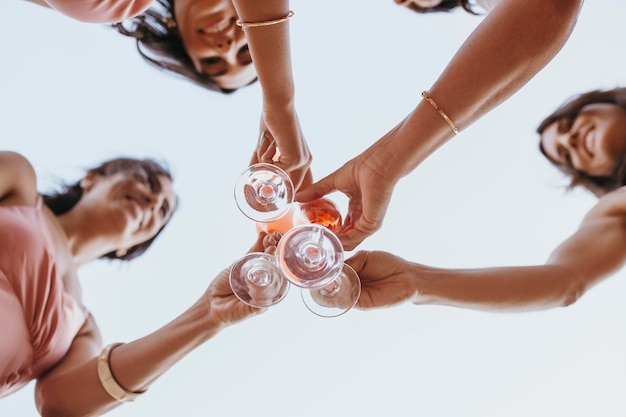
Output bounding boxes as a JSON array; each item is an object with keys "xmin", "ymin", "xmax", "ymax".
[{"xmin": 56, "ymin": 210, "xmax": 117, "ymax": 267}]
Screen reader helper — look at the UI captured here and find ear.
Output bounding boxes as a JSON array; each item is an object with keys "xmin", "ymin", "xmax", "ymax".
[{"xmin": 79, "ymin": 172, "xmax": 96, "ymax": 191}]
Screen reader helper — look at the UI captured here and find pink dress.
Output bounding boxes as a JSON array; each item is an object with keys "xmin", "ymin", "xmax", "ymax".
[
  {"xmin": 0, "ymin": 198, "xmax": 88, "ymax": 398},
  {"xmin": 44, "ymin": 0, "xmax": 153, "ymax": 23}
]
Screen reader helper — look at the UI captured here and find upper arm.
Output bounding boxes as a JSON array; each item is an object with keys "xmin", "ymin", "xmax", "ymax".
[
  {"xmin": 34, "ymin": 314, "xmax": 103, "ymax": 413},
  {"xmin": 547, "ymin": 189, "xmax": 626, "ymax": 289},
  {"xmin": 0, "ymin": 151, "xmax": 38, "ymax": 205}
]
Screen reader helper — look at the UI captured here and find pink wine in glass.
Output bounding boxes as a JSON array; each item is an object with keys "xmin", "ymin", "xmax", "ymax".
[{"xmin": 256, "ymin": 198, "xmax": 343, "ymax": 234}]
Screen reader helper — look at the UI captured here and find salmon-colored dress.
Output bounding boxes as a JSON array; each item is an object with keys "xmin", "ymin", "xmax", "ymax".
[
  {"xmin": 0, "ymin": 198, "xmax": 88, "ymax": 398},
  {"xmin": 43, "ymin": 0, "xmax": 153, "ymax": 23}
]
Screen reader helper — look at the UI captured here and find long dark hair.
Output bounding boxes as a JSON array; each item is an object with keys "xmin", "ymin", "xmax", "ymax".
[
  {"xmin": 537, "ymin": 87, "xmax": 626, "ymax": 197},
  {"xmin": 112, "ymin": 0, "xmax": 245, "ymax": 94},
  {"xmin": 42, "ymin": 157, "xmax": 176, "ymax": 261},
  {"xmin": 403, "ymin": 0, "xmax": 480, "ymax": 15}
]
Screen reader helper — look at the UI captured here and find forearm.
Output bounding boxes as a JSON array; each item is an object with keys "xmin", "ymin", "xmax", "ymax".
[
  {"xmin": 36, "ymin": 300, "xmax": 219, "ymax": 416},
  {"xmin": 413, "ymin": 263, "xmax": 589, "ymax": 312},
  {"xmin": 231, "ymin": 0, "xmax": 295, "ymax": 107},
  {"xmin": 370, "ymin": 0, "xmax": 582, "ymax": 182}
]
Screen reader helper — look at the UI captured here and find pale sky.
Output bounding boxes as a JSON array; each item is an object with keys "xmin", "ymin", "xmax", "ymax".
[{"xmin": 2, "ymin": 1, "xmax": 626, "ymax": 416}]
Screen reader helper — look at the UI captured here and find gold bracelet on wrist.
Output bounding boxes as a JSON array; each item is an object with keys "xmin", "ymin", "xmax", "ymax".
[
  {"xmin": 236, "ymin": 10, "xmax": 294, "ymax": 29},
  {"xmin": 97, "ymin": 343, "xmax": 146, "ymax": 403},
  {"xmin": 421, "ymin": 91, "xmax": 459, "ymax": 135}
]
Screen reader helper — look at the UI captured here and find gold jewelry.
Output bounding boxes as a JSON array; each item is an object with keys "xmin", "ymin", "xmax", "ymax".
[
  {"xmin": 97, "ymin": 343, "xmax": 145, "ymax": 402},
  {"xmin": 160, "ymin": 17, "xmax": 177, "ymax": 29},
  {"xmin": 236, "ymin": 11, "xmax": 294, "ymax": 29},
  {"xmin": 421, "ymin": 91, "xmax": 459, "ymax": 135}
]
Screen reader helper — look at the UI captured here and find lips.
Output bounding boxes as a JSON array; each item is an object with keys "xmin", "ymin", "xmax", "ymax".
[
  {"xmin": 578, "ymin": 125, "xmax": 594, "ymax": 158},
  {"xmin": 198, "ymin": 17, "xmax": 234, "ymax": 35}
]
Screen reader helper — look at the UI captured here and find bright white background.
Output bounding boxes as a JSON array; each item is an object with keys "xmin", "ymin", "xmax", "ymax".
[{"xmin": 2, "ymin": 0, "xmax": 626, "ymax": 416}]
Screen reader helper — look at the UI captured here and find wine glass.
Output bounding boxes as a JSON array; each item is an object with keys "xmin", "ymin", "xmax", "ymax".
[
  {"xmin": 229, "ymin": 252, "xmax": 290, "ymax": 308},
  {"xmin": 275, "ymin": 223, "xmax": 361, "ymax": 317},
  {"xmin": 301, "ymin": 264, "xmax": 361, "ymax": 318},
  {"xmin": 234, "ymin": 163, "xmax": 294, "ymax": 223}
]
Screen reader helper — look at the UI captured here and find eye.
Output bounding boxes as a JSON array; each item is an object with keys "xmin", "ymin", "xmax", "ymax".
[
  {"xmin": 557, "ymin": 117, "xmax": 575, "ymax": 134},
  {"xmin": 237, "ymin": 44, "xmax": 252, "ymax": 64},
  {"xmin": 558, "ymin": 145, "xmax": 572, "ymax": 166}
]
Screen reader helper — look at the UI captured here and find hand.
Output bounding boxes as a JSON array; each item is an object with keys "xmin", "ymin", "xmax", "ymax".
[
  {"xmin": 296, "ymin": 153, "xmax": 397, "ymax": 250},
  {"xmin": 205, "ymin": 232, "xmax": 280, "ymax": 328},
  {"xmin": 254, "ymin": 105, "xmax": 313, "ymax": 191},
  {"xmin": 345, "ymin": 251, "xmax": 416, "ymax": 309}
]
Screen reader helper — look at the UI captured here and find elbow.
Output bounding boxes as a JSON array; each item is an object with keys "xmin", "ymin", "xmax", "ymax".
[{"xmin": 559, "ymin": 280, "xmax": 587, "ymax": 308}]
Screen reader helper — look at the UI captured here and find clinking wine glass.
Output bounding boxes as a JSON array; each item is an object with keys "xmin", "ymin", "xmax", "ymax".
[
  {"xmin": 229, "ymin": 252, "xmax": 290, "ymax": 308},
  {"xmin": 234, "ymin": 163, "xmax": 294, "ymax": 223},
  {"xmin": 275, "ymin": 223, "xmax": 361, "ymax": 317}
]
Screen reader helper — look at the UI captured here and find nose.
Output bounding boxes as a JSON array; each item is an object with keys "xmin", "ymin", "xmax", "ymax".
[
  {"xmin": 215, "ymin": 38, "xmax": 234, "ymax": 51},
  {"xmin": 558, "ymin": 128, "xmax": 579, "ymax": 150}
]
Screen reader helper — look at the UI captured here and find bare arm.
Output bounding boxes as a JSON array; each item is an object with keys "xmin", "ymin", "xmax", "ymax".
[
  {"xmin": 34, "ymin": 233, "xmax": 274, "ymax": 416},
  {"xmin": 298, "ymin": 0, "xmax": 583, "ymax": 250},
  {"xmin": 349, "ymin": 188, "xmax": 626, "ymax": 313},
  {"xmin": 230, "ymin": 0, "xmax": 312, "ymax": 190},
  {"xmin": 375, "ymin": 0, "xmax": 583, "ymax": 181}
]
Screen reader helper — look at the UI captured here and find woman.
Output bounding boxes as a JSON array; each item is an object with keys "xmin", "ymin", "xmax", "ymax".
[
  {"xmin": 344, "ymin": 87, "xmax": 626, "ymax": 313},
  {"xmin": 0, "ymin": 151, "xmax": 271, "ymax": 415}
]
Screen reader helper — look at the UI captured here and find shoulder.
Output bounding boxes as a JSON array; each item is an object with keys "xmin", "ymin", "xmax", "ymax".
[
  {"xmin": 581, "ymin": 187, "xmax": 626, "ymax": 223},
  {"xmin": 0, "ymin": 151, "xmax": 38, "ymax": 205}
]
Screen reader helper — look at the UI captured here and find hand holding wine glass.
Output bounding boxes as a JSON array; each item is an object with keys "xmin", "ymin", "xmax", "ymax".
[{"xmin": 207, "ymin": 232, "xmax": 280, "ymax": 328}]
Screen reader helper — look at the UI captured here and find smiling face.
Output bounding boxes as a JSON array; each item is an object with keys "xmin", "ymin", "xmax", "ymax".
[
  {"xmin": 174, "ymin": 0, "xmax": 256, "ymax": 90},
  {"xmin": 81, "ymin": 166, "xmax": 177, "ymax": 255},
  {"xmin": 540, "ymin": 103, "xmax": 626, "ymax": 177}
]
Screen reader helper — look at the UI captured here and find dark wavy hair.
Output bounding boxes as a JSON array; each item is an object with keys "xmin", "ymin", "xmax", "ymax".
[
  {"xmin": 112, "ymin": 0, "xmax": 255, "ymax": 94},
  {"xmin": 42, "ymin": 157, "xmax": 176, "ymax": 261},
  {"xmin": 537, "ymin": 87, "xmax": 626, "ymax": 197},
  {"xmin": 403, "ymin": 0, "xmax": 480, "ymax": 15}
]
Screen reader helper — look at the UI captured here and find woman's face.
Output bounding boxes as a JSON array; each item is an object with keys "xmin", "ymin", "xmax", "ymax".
[
  {"xmin": 81, "ymin": 167, "xmax": 177, "ymax": 252},
  {"xmin": 540, "ymin": 103, "xmax": 626, "ymax": 177},
  {"xmin": 175, "ymin": 0, "xmax": 256, "ymax": 90}
]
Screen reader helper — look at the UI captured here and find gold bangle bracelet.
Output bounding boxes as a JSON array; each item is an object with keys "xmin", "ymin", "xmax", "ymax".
[
  {"xmin": 421, "ymin": 91, "xmax": 459, "ymax": 135},
  {"xmin": 236, "ymin": 10, "xmax": 294, "ymax": 29},
  {"xmin": 97, "ymin": 343, "xmax": 146, "ymax": 403}
]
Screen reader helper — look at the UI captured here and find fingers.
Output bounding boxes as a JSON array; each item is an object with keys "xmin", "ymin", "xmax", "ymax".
[
  {"xmin": 295, "ymin": 173, "xmax": 337, "ymax": 203},
  {"xmin": 338, "ymin": 229, "xmax": 370, "ymax": 251},
  {"xmin": 263, "ymin": 231, "xmax": 281, "ymax": 255},
  {"xmin": 248, "ymin": 232, "xmax": 269, "ymax": 253},
  {"xmin": 257, "ymin": 131, "xmax": 278, "ymax": 163}
]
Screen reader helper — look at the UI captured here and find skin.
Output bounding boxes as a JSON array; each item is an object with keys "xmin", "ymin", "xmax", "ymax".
[
  {"xmin": 295, "ymin": 0, "xmax": 583, "ymax": 250},
  {"xmin": 0, "ymin": 151, "xmax": 272, "ymax": 416},
  {"xmin": 540, "ymin": 103, "xmax": 626, "ymax": 177},
  {"xmin": 173, "ymin": 0, "xmax": 257, "ymax": 90},
  {"xmin": 347, "ymin": 184, "xmax": 626, "ymax": 312}
]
